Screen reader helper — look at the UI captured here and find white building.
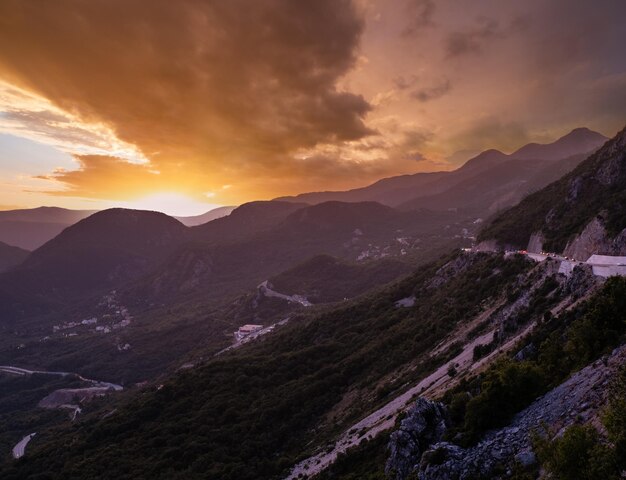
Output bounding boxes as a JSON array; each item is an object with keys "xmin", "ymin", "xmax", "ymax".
[{"xmin": 234, "ymin": 324, "xmax": 263, "ymax": 341}]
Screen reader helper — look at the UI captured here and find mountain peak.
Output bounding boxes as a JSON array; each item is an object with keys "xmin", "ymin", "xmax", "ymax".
[
  {"xmin": 511, "ymin": 127, "xmax": 607, "ymax": 161},
  {"xmin": 558, "ymin": 126, "xmax": 608, "ymax": 143},
  {"xmin": 457, "ymin": 148, "xmax": 508, "ymax": 173}
]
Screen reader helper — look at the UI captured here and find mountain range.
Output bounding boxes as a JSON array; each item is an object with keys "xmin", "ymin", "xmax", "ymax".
[
  {"xmin": 276, "ymin": 128, "xmax": 607, "ymax": 211},
  {"xmin": 0, "ymin": 205, "xmax": 235, "ymax": 251},
  {"xmin": 1, "ymin": 125, "xmax": 625, "ymax": 480},
  {"xmin": 480, "ymin": 125, "xmax": 626, "ymax": 258}
]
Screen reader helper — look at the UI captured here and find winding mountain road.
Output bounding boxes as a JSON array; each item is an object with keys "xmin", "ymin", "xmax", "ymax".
[{"xmin": 0, "ymin": 365, "xmax": 123, "ymax": 391}]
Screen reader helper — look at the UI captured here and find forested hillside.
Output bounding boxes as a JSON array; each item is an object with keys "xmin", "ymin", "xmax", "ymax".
[{"xmin": 0, "ymin": 252, "xmax": 534, "ymax": 479}]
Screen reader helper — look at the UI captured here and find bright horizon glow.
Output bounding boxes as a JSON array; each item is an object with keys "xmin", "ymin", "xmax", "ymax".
[
  {"xmin": 111, "ymin": 192, "xmax": 220, "ymax": 217},
  {"xmin": 0, "ymin": 1, "xmax": 624, "ymax": 208}
]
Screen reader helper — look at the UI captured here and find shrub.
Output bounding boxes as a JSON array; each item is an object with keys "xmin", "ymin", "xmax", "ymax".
[{"xmin": 534, "ymin": 425, "xmax": 619, "ymax": 480}]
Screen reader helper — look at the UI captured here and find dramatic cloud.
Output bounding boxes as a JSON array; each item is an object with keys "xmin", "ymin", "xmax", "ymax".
[
  {"xmin": 0, "ymin": 0, "xmax": 625, "ymax": 210},
  {"xmin": 0, "ymin": 0, "xmax": 372, "ymax": 202},
  {"xmin": 0, "ymin": 83, "xmax": 145, "ymax": 162},
  {"xmin": 35, "ymin": 155, "xmax": 167, "ymax": 199}
]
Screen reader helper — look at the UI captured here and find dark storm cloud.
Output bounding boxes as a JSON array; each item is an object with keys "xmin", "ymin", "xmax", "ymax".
[{"xmin": 0, "ymin": 0, "xmax": 372, "ymax": 200}]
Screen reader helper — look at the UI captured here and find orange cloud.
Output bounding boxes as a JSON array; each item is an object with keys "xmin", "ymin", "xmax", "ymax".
[
  {"xmin": 1, "ymin": 0, "xmax": 625, "ymax": 206},
  {"xmin": 0, "ymin": 0, "xmax": 373, "ymax": 202}
]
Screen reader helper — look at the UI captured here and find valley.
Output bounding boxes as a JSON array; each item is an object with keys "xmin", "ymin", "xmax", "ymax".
[
  {"xmin": 0, "ymin": 126, "xmax": 624, "ymax": 479},
  {"xmin": 1, "ymin": 4, "xmax": 624, "ymax": 478}
]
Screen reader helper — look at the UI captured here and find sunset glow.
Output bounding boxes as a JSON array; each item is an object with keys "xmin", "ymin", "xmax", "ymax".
[
  {"xmin": 113, "ymin": 193, "xmax": 220, "ymax": 217},
  {"xmin": 0, "ymin": 0, "xmax": 624, "ymax": 212}
]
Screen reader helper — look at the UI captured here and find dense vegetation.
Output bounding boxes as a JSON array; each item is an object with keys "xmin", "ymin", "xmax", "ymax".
[
  {"xmin": 288, "ymin": 276, "xmax": 626, "ymax": 480},
  {"xmin": 443, "ymin": 276, "xmax": 626, "ymax": 444},
  {"xmin": 0, "ymin": 373, "xmax": 83, "ymax": 459},
  {"xmin": 479, "ymin": 127, "xmax": 625, "ymax": 251},
  {"xmin": 534, "ymin": 364, "xmax": 626, "ymax": 479},
  {"xmin": 268, "ymin": 254, "xmax": 411, "ymax": 303},
  {"xmin": 0, "ymin": 252, "xmax": 532, "ymax": 479},
  {"xmin": 318, "ymin": 434, "xmax": 389, "ymax": 480}
]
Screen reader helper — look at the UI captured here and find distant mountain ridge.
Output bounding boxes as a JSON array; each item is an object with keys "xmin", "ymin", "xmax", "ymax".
[
  {"xmin": 0, "ymin": 205, "xmax": 235, "ymax": 250},
  {"xmin": 276, "ymin": 128, "xmax": 608, "ymax": 211},
  {"xmin": 0, "ymin": 207, "xmax": 97, "ymax": 250},
  {"xmin": 479, "ymin": 125, "xmax": 626, "ymax": 258},
  {"xmin": 0, "ymin": 209, "xmax": 188, "ymax": 304},
  {"xmin": 174, "ymin": 206, "xmax": 236, "ymax": 226}
]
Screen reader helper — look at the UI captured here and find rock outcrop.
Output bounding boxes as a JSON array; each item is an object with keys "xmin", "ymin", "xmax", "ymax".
[
  {"xmin": 388, "ymin": 345, "xmax": 626, "ymax": 480},
  {"xmin": 526, "ymin": 232, "xmax": 544, "ymax": 254},
  {"xmin": 385, "ymin": 398, "xmax": 449, "ymax": 480},
  {"xmin": 563, "ymin": 217, "xmax": 626, "ymax": 261}
]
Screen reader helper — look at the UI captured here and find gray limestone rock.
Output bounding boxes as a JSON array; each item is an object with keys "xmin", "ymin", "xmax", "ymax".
[{"xmin": 385, "ymin": 398, "xmax": 449, "ymax": 480}]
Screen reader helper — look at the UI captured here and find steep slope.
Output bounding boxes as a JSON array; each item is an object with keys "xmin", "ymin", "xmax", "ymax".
[
  {"xmin": 0, "ymin": 207, "xmax": 97, "ymax": 250},
  {"xmin": 399, "ymin": 152, "xmax": 590, "ymax": 214},
  {"xmin": 479, "ymin": 125, "xmax": 626, "ymax": 258},
  {"xmin": 0, "ymin": 241, "xmax": 29, "ymax": 273},
  {"xmin": 6, "ymin": 247, "xmax": 617, "ymax": 480},
  {"xmin": 174, "ymin": 206, "xmax": 236, "ymax": 227},
  {"xmin": 268, "ymin": 254, "xmax": 412, "ymax": 303},
  {"xmin": 277, "ymin": 128, "xmax": 607, "ymax": 208},
  {"xmin": 379, "ymin": 276, "xmax": 626, "ymax": 480},
  {"xmin": 0, "ymin": 252, "xmax": 538, "ymax": 479}
]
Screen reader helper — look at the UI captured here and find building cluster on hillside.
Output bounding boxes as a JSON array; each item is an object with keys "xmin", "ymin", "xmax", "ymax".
[
  {"xmin": 51, "ymin": 291, "xmax": 133, "ymax": 339},
  {"xmin": 234, "ymin": 324, "xmax": 263, "ymax": 341}
]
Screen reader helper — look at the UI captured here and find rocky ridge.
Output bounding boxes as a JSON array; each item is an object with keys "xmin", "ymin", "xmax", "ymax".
[{"xmin": 387, "ymin": 344, "xmax": 626, "ymax": 480}]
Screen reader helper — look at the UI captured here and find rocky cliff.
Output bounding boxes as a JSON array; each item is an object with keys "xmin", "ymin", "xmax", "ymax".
[
  {"xmin": 563, "ymin": 217, "xmax": 626, "ymax": 261},
  {"xmin": 479, "ymin": 125, "xmax": 626, "ymax": 254},
  {"xmin": 386, "ymin": 344, "xmax": 626, "ymax": 480},
  {"xmin": 385, "ymin": 399, "xmax": 449, "ymax": 480}
]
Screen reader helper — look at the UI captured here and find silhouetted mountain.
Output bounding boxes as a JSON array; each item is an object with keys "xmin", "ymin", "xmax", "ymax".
[
  {"xmin": 452, "ymin": 149, "xmax": 509, "ymax": 175},
  {"xmin": 191, "ymin": 201, "xmax": 308, "ymax": 244},
  {"xmin": 0, "ymin": 207, "xmax": 97, "ymax": 250},
  {"xmin": 509, "ymin": 127, "xmax": 607, "ymax": 161},
  {"xmin": 0, "ymin": 206, "xmax": 97, "ymax": 224},
  {"xmin": 276, "ymin": 128, "xmax": 607, "ymax": 210},
  {"xmin": 480, "ymin": 126, "xmax": 625, "ymax": 256},
  {"xmin": 0, "ymin": 209, "xmax": 188, "ymax": 303},
  {"xmin": 126, "ymin": 201, "xmax": 466, "ymax": 306},
  {"xmin": 274, "ymin": 170, "xmax": 449, "ymax": 206},
  {"xmin": 0, "ymin": 241, "xmax": 29, "ymax": 273},
  {"xmin": 175, "ymin": 206, "xmax": 236, "ymax": 227},
  {"xmin": 398, "ymin": 152, "xmax": 590, "ymax": 214}
]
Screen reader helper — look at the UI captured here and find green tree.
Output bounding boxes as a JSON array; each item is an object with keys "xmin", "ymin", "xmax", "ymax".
[{"xmin": 534, "ymin": 425, "xmax": 619, "ymax": 480}]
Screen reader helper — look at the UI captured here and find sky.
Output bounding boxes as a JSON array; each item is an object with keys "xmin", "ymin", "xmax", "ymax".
[{"xmin": 0, "ymin": 0, "xmax": 624, "ymax": 216}]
